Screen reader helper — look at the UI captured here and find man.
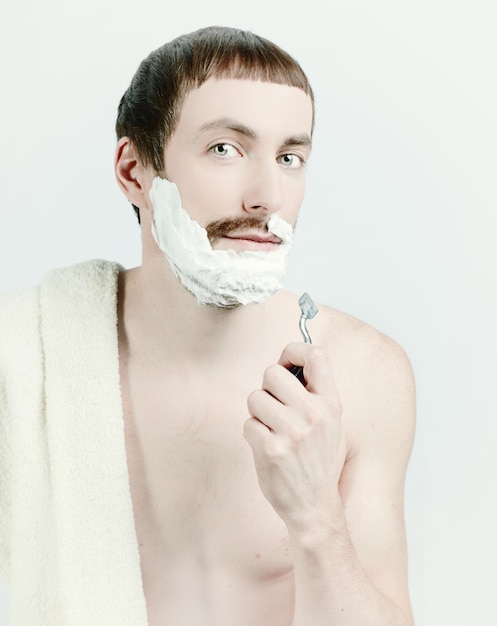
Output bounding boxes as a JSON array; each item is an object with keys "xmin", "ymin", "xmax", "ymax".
[{"xmin": 0, "ymin": 26, "xmax": 415, "ymax": 625}]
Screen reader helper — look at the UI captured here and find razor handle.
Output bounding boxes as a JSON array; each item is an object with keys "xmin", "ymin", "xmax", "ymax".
[{"xmin": 289, "ymin": 364, "xmax": 306, "ymax": 385}]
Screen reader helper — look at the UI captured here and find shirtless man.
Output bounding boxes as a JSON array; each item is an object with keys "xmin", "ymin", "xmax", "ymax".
[
  {"xmin": 114, "ymin": 25, "xmax": 415, "ymax": 626},
  {"xmin": 0, "ymin": 24, "xmax": 415, "ymax": 626}
]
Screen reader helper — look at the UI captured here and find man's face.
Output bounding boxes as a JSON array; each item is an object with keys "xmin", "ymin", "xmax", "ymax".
[{"xmin": 161, "ymin": 78, "xmax": 313, "ymax": 252}]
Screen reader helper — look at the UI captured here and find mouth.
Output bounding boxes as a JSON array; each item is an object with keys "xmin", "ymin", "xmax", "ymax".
[
  {"xmin": 218, "ymin": 231, "xmax": 281, "ymax": 252},
  {"xmin": 225, "ymin": 231, "xmax": 281, "ymax": 244}
]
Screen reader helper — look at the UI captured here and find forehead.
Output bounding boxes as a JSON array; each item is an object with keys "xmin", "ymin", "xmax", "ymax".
[{"xmin": 174, "ymin": 78, "xmax": 313, "ymax": 141}]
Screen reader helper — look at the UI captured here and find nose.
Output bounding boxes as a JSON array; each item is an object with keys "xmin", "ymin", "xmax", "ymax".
[{"xmin": 242, "ymin": 160, "xmax": 283, "ymax": 215}]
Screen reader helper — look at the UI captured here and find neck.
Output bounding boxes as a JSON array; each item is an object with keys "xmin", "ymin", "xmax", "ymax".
[{"xmin": 119, "ymin": 255, "xmax": 277, "ymax": 369}]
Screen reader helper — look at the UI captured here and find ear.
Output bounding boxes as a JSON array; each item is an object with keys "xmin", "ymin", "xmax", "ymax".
[{"xmin": 114, "ymin": 137, "xmax": 154, "ymax": 212}]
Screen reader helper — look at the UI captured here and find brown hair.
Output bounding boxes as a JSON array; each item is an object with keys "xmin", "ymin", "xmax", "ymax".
[{"xmin": 115, "ymin": 26, "xmax": 314, "ymax": 221}]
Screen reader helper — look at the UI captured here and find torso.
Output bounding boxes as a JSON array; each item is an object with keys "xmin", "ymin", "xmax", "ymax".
[{"xmin": 119, "ymin": 282, "xmax": 350, "ymax": 626}]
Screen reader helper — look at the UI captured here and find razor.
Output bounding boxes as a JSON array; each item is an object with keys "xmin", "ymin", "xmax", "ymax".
[{"xmin": 289, "ymin": 292, "xmax": 318, "ymax": 384}]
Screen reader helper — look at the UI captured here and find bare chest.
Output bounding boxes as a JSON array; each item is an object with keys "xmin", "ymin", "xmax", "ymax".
[{"xmin": 122, "ymin": 368, "xmax": 296, "ymax": 624}]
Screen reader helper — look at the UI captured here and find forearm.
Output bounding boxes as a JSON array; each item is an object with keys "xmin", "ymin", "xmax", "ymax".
[{"xmin": 289, "ymin": 510, "xmax": 413, "ymax": 626}]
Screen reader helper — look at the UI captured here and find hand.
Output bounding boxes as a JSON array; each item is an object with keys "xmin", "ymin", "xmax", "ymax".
[{"xmin": 244, "ymin": 343, "xmax": 343, "ymax": 531}]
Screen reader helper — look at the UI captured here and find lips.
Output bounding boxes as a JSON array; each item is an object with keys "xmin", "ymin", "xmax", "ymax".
[{"xmin": 224, "ymin": 231, "xmax": 282, "ymax": 244}]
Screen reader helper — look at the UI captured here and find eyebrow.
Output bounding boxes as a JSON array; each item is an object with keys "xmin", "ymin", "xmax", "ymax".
[{"xmin": 196, "ymin": 116, "xmax": 312, "ymax": 150}]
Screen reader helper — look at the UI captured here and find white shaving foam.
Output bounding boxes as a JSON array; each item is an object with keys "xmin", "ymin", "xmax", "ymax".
[{"xmin": 149, "ymin": 176, "xmax": 294, "ymax": 307}]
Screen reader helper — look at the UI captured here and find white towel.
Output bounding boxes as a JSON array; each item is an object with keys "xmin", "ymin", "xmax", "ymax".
[{"xmin": 0, "ymin": 260, "xmax": 148, "ymax": 625}]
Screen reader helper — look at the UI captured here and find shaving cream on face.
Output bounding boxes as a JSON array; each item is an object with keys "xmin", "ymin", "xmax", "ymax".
[{"xmin": 149, "ymin": 176, "xmax": 294, "ymax": 307}]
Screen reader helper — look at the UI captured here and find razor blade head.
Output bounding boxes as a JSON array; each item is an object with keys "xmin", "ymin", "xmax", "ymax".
[{"xmin": 298, "ymin": 292, "xmax": 318, "ymax": 320}]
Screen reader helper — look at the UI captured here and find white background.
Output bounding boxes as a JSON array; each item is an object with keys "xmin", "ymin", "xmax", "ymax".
[{"xmin": 1, "ymin": 0, "xmax": 496, "ymax": 624}]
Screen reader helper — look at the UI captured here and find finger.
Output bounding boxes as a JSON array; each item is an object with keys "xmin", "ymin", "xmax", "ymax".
[
  {"xmin": 261, "ymin": 363, "xmax": 305, "ymax": 405},
  {"xmin": 278, "ymin": 343, "xmax": 337, "ymax": 396},
  {"xmin": 247, "ymin": 388, "xmax": 286, "ymax": 432},
  {"xmin": 243, "ymin": 415, "xmax": 272, "ymax": 446}
]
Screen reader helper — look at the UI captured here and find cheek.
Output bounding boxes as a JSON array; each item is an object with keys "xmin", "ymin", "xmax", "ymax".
[{"xmin": 172, "ymin": 164, "xmax": 242, "ymax": 227}]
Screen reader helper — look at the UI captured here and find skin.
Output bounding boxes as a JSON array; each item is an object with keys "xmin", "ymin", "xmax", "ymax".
[{"xmin": 115, "ymin": 78, "xmax": 416, "ymax": 625}]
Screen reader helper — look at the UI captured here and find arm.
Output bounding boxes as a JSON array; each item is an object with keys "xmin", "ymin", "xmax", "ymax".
[{"xmin": 244, "ymin": 335, "xmax": 415, "ymax": 625}]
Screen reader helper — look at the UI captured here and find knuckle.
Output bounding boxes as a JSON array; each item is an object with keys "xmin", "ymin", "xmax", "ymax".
[
  {"xmin": 244, "ymin": 416, "xmax": 261, "ymax": 438},
  {"xmin": 285, "ymin": 342, "xmax": 301, "ymax": 352},
  {"xmin": 247, "ymin": 389, "xmax": 261, "ymax": 412},
  {"xmin": 304, "ymin": 397, "xmax": 340, "ymax": 427},
  {"xmin": 301, "ymin": 396, "xmax": 322, "ymax": 422},
  {"xmin": 309, "ymin": 345, "xmax": 327, "ymax": 364},
  {"xmin": 302, "ymin": 398, "xmax": 318, "ymax": 424},
  {"xmin": 262, "ymin": 363, "xmax": 284, "ymax": 388},
  {"xmin": 265, "ymin": 363, "xmax": 281, "ymax": 379},
  {"xmin": 264, "ymin": 438, "xmax": 286, "ymax": 462},
  {"xmin": 308, "ymin": 410, "xmax": 328, "ymax": 436},
  {"xmin": 306, "ymin": 409, "xmax": 322, "ymax": 428},
  {"xmin": 288, "ymin": 426, "xmax": 306, "ymax": 445}
]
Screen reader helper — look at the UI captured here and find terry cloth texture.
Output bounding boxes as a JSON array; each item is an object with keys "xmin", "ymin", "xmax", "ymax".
[{"xmin": 0, "ymin": 260, "xmax": 148, "ymax": 625}]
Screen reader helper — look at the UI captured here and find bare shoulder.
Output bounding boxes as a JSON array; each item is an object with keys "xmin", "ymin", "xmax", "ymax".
[
  {"xmin": 317, "ymin": 301, "xmax": 413, "ymax": 379},
  {"xmin": 282, "ymin": 293, "xmax": 416, "ymax": 458}
]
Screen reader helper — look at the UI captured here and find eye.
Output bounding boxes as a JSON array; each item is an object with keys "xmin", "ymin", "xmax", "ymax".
[
  {"xmin": 210, "ymin": 143, "xmax": 239, "ymax": 158},
  {"xmin": 278, "ymin": 153, "xmax": 305, "ymax": 169}
]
